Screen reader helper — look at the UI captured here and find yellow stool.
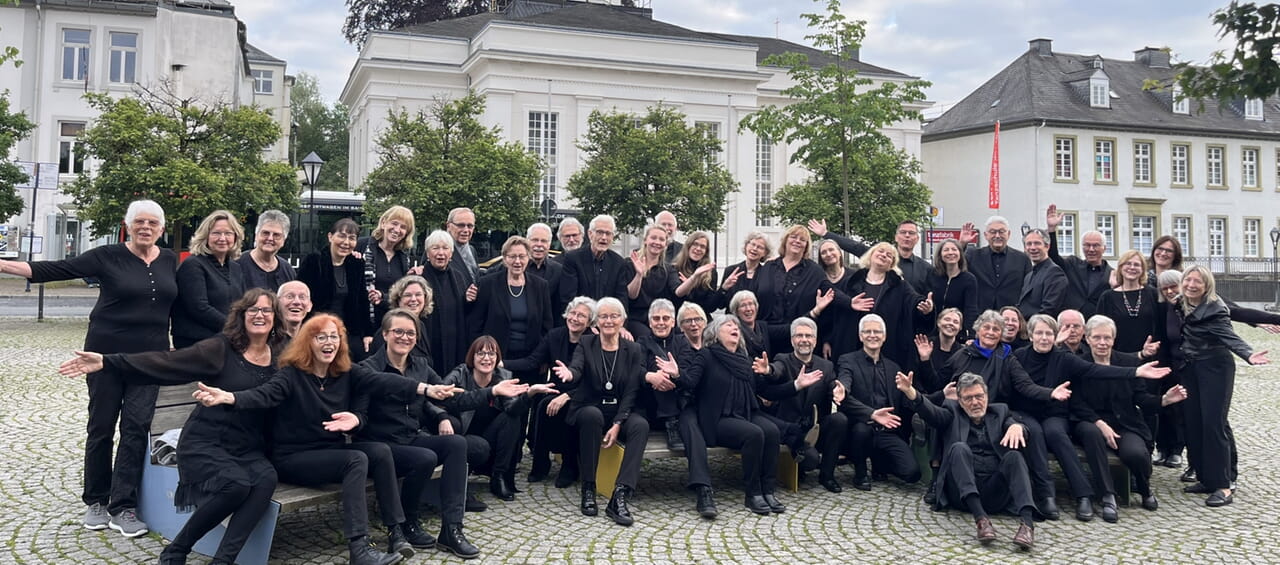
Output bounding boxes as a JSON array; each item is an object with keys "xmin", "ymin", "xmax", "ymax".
[{"xmin": 594, "ymin": 444, "xmax": 625, "ymax": 496}]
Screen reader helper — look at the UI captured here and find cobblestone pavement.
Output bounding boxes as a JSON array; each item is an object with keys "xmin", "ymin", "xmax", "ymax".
[{"xmin": 4, "ymin": 319, "xmax": 1280, "ymax": 564}]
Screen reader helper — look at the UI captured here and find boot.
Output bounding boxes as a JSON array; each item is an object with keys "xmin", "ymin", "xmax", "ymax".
[
  {"xmin": 401, "ymin": 519, "xmax": 436, "ymax": 549},
  {"xmin": 437, "ymin": 523, "xmax": 480, "ymax": 560},
  {"xmin": 157, "ymin": 546, "xmax": 188, "ymax": 565},
  {"xmin": 504, "ymin": 470, "xmax": 522, "ymax": 494},
  {"xmin": 555, "ymin": 459, "xmax": 579, "ymax": 488},
  {"xmin": 665, "ymin": 419, "xmax": 685, "ymax": 451},
  {"xmin": 385, "ymin": 524, "xmax": 415, "ymax": 560},
  {"xmin": 489, "ymin": 475, "xmax": 515, "ymax": 501},
  {"xmin": 605, "ymin": 485, "xmax": 635, "ymax": 526},
  {"xmin": 580, "ymin": 482, "xmax": 599, "ymax": 516},
  {"xmin": 348, "ymin": 535, "xmax": 403, "ymax": 565},
  {"xmin": 695, "ymin": 486, "xmax": 718, "ymax": 519}
]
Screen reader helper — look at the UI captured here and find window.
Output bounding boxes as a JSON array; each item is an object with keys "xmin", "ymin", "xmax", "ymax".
[
  {"xmin": 61, "ymin": 28, "xmax": 90, "ymax": 81},
  {"xmin": 695, "ymin": 121, "xmax": 723, "ymax": 164},
  {"xmin": 1094, "ymin": 139, "xmax": 1114, "ymax": 182},
  {"xmin": 1171, "ymin": 143, "xmax": 1190, "ymax": 186},
  {"xmin": 1172, "ymin": 216, "xmax": 1191, "ymax": 253},
  {"xmin": 1133, "ymin": 141, "xmax": 1153, "ymax": 185},
  {"xmin": 1172, "ymin": 84, "xmax": 1190, "ymax": 114},
  {"xmin": 1245, "ymin": 98, "xmax": 1264, "ymax": 120},
  {"xmin": 1054, "ymin": 136, "xmax": 1075, "ymax": 180},
  {"xmin": 1131, "ymin": 216, "xmax": 1155, "ymax": 254},
  {"xmin": 1056, "ymin": 212, "xmax": 1077, "ymax": 256},
  {"xmin": 755, "ymin": 136, "xmax": 774, "ymax": 227},
  {"xmin": 58, "ymin": 122, "xmax": 86, "ymax": 174},
  {"xmin": 1242, "ymin": 147, "xmax": 1259, "ymax": 188},
  {"xmin": 1208, "ymin": 217, "xmax": 1226, "ymax": 258},
  {"xmin": 1096, "ymin": 214, "xmax": 1116, "ymax": 257},
  {"xmin": 251, "ymin": 69, "xmax": 273, "ymax": 95},
  {"xmin": 528, "ymin": 111, "xmax": 558, "ymax": 205},
  {"xmin": 1089, "ymin": 76, "xmax": 1110, "ymax": 108},
  {"xmin": 1244, "ymin": 218, "xmax": 1261, "ymax": 257},
  {"xmin": 1206, "ymin": 145, "xmax": 1225, "ymax": 187},
  {"xmin": 108, "ymin": 32, "xmax": 137, "ymax": 84}
]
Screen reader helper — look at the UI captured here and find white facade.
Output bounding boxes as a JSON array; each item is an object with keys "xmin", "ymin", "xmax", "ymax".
[
  {"xmin": 0, "ymin": 1, "xmax": 290, "ymax": 259},
  {"xmin": 340, "ymin": 6, "xmax": 928, "ymax": 266}
]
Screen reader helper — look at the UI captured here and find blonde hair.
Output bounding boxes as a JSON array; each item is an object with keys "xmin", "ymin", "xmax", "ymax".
[
  {"xmin": 858, "ymin": 242, "xmax": 902, "ymax": 275},
  {"xmin": 1115, "ymin": 249, "xmax": 1148, "ymax": 286},
  {"xmin": 372, "ymin": 205, "xmax": 416, "ymax": 251},
  {"xmin": 674, "ymin": 231, "xmax": 713, "ymax": 290},
  {"xmin": 188, "ymin": 210, "xmax": 244, "ymax": 259}
]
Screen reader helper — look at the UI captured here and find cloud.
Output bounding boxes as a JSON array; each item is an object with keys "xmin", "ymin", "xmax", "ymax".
[{"xmin": 235, "ymin": 0, "xmax": 356, "ymax": 104}]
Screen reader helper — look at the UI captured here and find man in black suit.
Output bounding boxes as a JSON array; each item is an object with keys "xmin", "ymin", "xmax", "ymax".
[
  {"xmin": 962, "ymin": 216, "xmax": 1031, "ymax": 312},
  {"xmin": 656, "ymin": 210, "xmax": 682, "ymax": 263},
  {"xmin": 446, "ymin": 207, "xmax": 480, "ymax": 285},
  {"xmin": 904, "ymin": 371, "xmax": 1037, "ymax": 550},
  {"xmin": 1045, "ymin": 204, "xmax": 1112, "ymax": 318},
  {"xmin": 1017, "ymin": 229, "xmax": 1068, "ymax": 319},
  {"xmin": 559, "ymin": 215, "xmax": 630, "ymax": 311}
]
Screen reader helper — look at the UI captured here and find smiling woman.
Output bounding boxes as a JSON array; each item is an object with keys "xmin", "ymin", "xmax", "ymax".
[
  {"xmin": 172, "ymin": 210, "xmax": 247, "ymax": 348},
  {"xmin": 298, "ymin": 218, "xmax": 375, "ymax": 362}
]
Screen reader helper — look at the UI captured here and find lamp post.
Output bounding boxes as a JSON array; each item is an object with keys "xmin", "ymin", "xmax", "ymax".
[
  {"xmin": 1270, "ymin": 227, "xmax": 1279, "ymax": 310},
  {"xmin": 301, "ymin": 151, "xmax": 324, "ymax": 248},
  {"xmin": 1020, "ymin": 221, "xmax": 1032, "ymax": 238}
]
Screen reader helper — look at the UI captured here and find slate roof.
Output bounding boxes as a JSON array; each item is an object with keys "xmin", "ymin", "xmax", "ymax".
[
  {"xmin": 924, "ymin": 43, "xmax": 1280, "ymax": 141},
  {"xmin": 706, "ymin": 33, "xmax": 912, "ymax": 78},
  {"xmin": 244, "ymin": 42, "xmax": 285, "ymax": 64}
]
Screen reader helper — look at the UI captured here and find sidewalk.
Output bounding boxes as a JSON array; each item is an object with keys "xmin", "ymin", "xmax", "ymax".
[{"xmin": 0, "ymin": 276, "xmax": 100, "ymax": 298}]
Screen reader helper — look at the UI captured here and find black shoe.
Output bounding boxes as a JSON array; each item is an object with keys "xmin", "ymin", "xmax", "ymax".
[
  {"xmin": 695, "ymin": 486, "xmax": 718, "ymax": 519},
  {"xmin": 1141, "ymin": 493, "xmax": 1159, "ymax": 511},
  {"xmin": 819, "ymin": 476, "xmax": 842, "ymax": 493},
  {"xmin": 1183, "ymin": 482, "xmax": 1213, "ymax": 494},
  {"xmin": 527, "ymin": 469, "xmax": 549, "ymax": 483},
  {"xmin": 871, "ymin": 471, "xmax": 888, "ymax": 482},
  {"xmin": 157, "ymin": 546, "xmax": 188, "ymax": 565},
  {"xmin": 580, "ymin": 483, "xmax": 598, "ymax": 516},
  {"xmin": 605, "ymin": 485, "xmax": 635, "ymax": 526},
  {"xmin": 794, "ymin": 445, "xmax": 821, "ymax": 473},
  {"xmin": 744, "ymin": 494, "xmax": 771, "ymax": 515},
  {"xmin": 1206, "ymin": 490, "xmax": 1233, "ymax": 507},
  {"xmin": 665, "ymin": 419, "xmax": 684, "ymax": 451},
  {"xmin": 554, "ymin": 464, "xmax": 579, "ymax": 489},
  {"xmin": 437, "ymin": 523, "xmax": 480, "ymax": 560},
  {"xmin": 1180, "ymin": 468, "xmax": 1197, "ymax": 483},
  {"xmin": 1038, "ymin": 497, "xmax": 1061, "ymax": 521},
  {"xmin": 1163, "ymin": 454, "xmax": 1183, "ymax": 468},
  {"xmin": 401, "ymin": 520, "xmax": 435, "ymax": 549},
  {"xmin": 762, "ymin": 492, "xmax": 786, "ymax": 514},
  {"xmin": 386, "ymin": 524, "xmax": 415, "ymax": 560},
  {"xmin": 1100, "ymin": 495, "xmax": 1118, "ymax": 523},
  {"xmin": 505, "ymin": 471, "xmax": 522, "ymax": 493},
  {"xmin": 923, "ymin": 479, "xmax": 938, "ymax": 506},
  {"xmin": 489, "ymin": 476, "xmax": 515, "ymax": 501},
  {"xmin": 852, "ymin": 473, "xmax": 872, "ymax": 491},
  {"xmin": 1075, "ymin": 497, "xmax": 1094, "ymax": 522},
  {"xmin": 464, "ymin": 492, "xmax": 488, "ymax": 513},
  {"xmin": 349, "ymin": 535, "xmax": 403, "ymax": 565}
]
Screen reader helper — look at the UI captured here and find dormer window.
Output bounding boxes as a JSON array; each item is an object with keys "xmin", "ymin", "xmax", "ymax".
[
  {"xmin": 1089, "ymin": 70, "xmax": 1110, "ymax": 108},
  {"xmin": 1172, "ymin": 84, "xmax": 1189, "ymax": 114},
  {"xmin": 1245, "ymin": 98, "xmax": 1264, "ymax": 120}
]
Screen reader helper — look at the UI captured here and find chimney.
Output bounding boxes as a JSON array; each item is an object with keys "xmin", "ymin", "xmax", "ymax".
[
  {"xmin": 1134, "ymin": 47, "xmax": 1171, "ymax": 68},
  {"xmin": 1028, "ymin": 38, "xmax": 1052, "ymax": 57}
]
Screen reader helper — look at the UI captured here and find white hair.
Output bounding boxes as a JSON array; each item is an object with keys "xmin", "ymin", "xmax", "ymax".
[
  {"xmin": 589, "ymin": 214, "xmax": 616, "ymax": 234},
  {"xmin": 984, "ymin": 215, "xmax": 1009, "ymax": 230},
  {"xmin": 526, "ymin": 222, "xmax": 553, "ymax": 239},
  {"xmin": 125, "ymin": 200, "xmax": 165, "ymax": 227},
  {"xmin": 859, "ymin": 313, "xmax": 886, "ymax": 333}
]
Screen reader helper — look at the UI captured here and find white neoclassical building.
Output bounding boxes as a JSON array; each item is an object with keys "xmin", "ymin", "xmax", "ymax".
[
  {"xmin": 0, "ymin": 0, "xmax": 291, "ymax": 260},
  {"xmin": 340, "ymin": 0, "xmax": 928, "ymax": 264},
  {"xmin": 924, "ymin": 38, "xmax": 1280, "ymax": 275}
]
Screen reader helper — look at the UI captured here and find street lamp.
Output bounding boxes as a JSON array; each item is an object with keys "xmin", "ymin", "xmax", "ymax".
[
  {"xmin": 1270, "ymin": 227, "xmax": 1279, "ymax": 310},
  {"xmin": 301, "ymin": 151, "xmax": 324, "ymax": 248},
  {"xmin": 1020, "ymin": 221, "xmax": 1032, "ymax": 238}
]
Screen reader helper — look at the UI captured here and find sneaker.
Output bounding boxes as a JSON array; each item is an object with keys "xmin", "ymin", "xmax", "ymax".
[
  {"xmin": 83, "ymin": 503, "xmax": 109, "ymax": 530},
  {"xmin": 109, "ymin": 508, "xmax": 148, "ymax": 538}
]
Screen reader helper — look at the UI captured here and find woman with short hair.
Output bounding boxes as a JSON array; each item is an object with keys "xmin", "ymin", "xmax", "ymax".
[
  {"xmin": 371, "ymin": 275, "xmax": 433, "ymax": 361},
  {"xmin": 173, "ymin": 210, "xmax": 246, "ymax": 348},
  {"xmin": 421, "ymin": 230, "xmax": 473, "ymax": 374},
  {"xmin": 719, "ymin": 231, "xmax": 772, "ymax": 301},
  {"xmin": 469, "ymin": 236, "xmax": 553, "ymax": 371},
  {"xmin": 298, "ymin": 218, "xmax": 376, "ymax": 361},
  {"xmin": 238, "ymin": 210, "xmax": 296, "ymax": 291},
  {"xmin": 756, "ymin": 226, "xmax": 824, "ymax": 338}
]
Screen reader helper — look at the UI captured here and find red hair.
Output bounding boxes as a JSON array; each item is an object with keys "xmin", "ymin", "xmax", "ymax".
[{"xmin": 278, "ymin": 314, "xmax": 352, "ymax": 376}]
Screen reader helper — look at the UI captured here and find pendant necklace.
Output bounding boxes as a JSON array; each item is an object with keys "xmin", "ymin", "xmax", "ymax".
[
  {"xmin": 1122, "ymin": 288, "xmax": 1142, "ymax": 318},
  {"xmin": 602, "ymin": 348, "xmax": 619, "ymax": 391}
]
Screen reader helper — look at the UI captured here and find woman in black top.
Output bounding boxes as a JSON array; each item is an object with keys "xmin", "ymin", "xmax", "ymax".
[
  {"xmin": 298, "ymin": 218, "xmax": 376, "ymax": 362},
  {"xmin": 844, "ymin": 243, "xmax": 933, "ymax": 368},
  {"xmin": 756, "ymin": 225, "xmax": 825, "ymax": 351},
  {"xmin": 673, "ymin": 231, "xmax": 721, "ymax": 314},
  {"xmin": 237, "ymin": 210, "xmax": 296, "ymax": 292},
  {"xmin": 469, "ymin": 236, "xmax": 553, "ymax": 371},
  {"xmin": 192, "ymin": 313, "xmax": 455, "ymax": 565},
  {"xmin": 172, "ymin": 210, "xmax": 246, "ymax": 348},
  {"xmin": 727, "ymin": 290, "xmax": 787, "ymax": 359},
  {"xmin": 1095, "ymin": 250, "xmax": 1159, "ymax": 354},
  {"xmin": 625, "ymin": 224, "xmax": 678, "ymax": 338},
  {"xmin": 928, "ymin": 239, "xmax": 979, "ymax": 337},
  {"xmin": 370, "ymin": 275, "xmax": 433, "ymax": 362},
  {"xmin": 551, "ymin": 297, "xmax": 649, "ymax": 526},
  {"xmin": 999, "ymin": 306, "xmax": 1031, "ymax": 352},
  {"xmin": 810, "ymin": 238, "xmax": 853, "ymax": 359},
  {"xmin": 1, "ymin": 199, "xmax": 177, "ymax": 535},
  {"xmin": 358, "ymin": 205, "xmax": 421, "ymax": 326},
  {"xmin": 421, "ymin": 229, "xmax": 474, "ymax": 375},
  {"xmin": 60, "ymin": 289, "xmax": 285, "ymax": 564},
  {"xmin": 719, "ymin": 231, "xmax": 772, "ymax": 305}
]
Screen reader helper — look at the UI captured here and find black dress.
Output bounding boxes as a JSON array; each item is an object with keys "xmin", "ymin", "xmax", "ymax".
[
  {"xmin": 1095, "ymin": 286, "xmax": 1159, "ymax": 354},
  {"xmin": 172, "ymin": 254, "xmax": 245, "ymax": 348},
  {"xmin": 422, "ymin": 263, "xmax": 470, "ymax": 375}
]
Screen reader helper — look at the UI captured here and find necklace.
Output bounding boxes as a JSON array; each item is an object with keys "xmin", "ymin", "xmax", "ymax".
[
  {"xmin": 1122, "ymin": 288, "xmax": 1143, "ymax": 318},
  {"xmin": 508, "ymin": 280, "xmax": 524, "ymax": 298},
  {"xmin": 601, "ymin": 348, "xmax": 620, "ymax": 391}
]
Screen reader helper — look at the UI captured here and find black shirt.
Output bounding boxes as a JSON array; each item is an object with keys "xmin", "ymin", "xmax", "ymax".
[
  {"xmin": 967, "ymin": 417, "xmax": 999, "ymax": 477},
  {"xmin": 172, "ymin": 254, "xmax": 244, "ymax": 346},
  {"xmin": 236, "ymin": 252, "xmax": 296, "ymax": 292}
]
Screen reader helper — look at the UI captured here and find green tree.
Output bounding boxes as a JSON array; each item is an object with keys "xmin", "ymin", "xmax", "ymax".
[
  {"xmin": 291, "ymin": 72, "xmax": 349, "ymax": 190},
  {"xmin": 763, "ymin": 141, "xmax": 931, "ymax": 243},
  {"xmin": 66, "ymin": 84, "xmax": 299, "ymax": 247},
  {"xmin": 566, "ymin": 105, "xmax": 737, "ymax": 234},
  {"xmin": 343, "ymin": 0, "xmax": 488, "ymax": 48},
  {"xmin": 1173, "ymin": 2, "xmax": 1280, "ymax": 104},
  {"xmin": 360, "ymin": 91, "xmax": 541, "ymax": 233},
  {"xmin": 0, "ymin": 92, "xmax": 36, "ymax": 220},
  {"xmin": 738, "ymin": 0, "xmax": 931, "ymax": 235}
]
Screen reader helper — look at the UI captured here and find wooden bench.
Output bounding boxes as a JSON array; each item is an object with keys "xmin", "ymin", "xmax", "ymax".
[
  {"xmin": 591, "ymin": 431, "xmax": 805, "ymax": 497},
  {"xmin": 138, "ymin": 384, "xmax": 443, "ymax": 565}
]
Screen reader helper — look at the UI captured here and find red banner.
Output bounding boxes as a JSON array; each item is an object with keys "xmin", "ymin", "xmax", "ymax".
[
  {"xmin": 927, "ymin": 229, "xmax": 961, "ymax": 243},
  {"xmin": 988, "ymin": 120, "xmax": 1000, "ymax": 209}
]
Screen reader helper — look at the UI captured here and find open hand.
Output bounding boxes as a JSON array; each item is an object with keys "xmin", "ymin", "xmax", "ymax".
[
  {"xmin": 323, "ymin": 411, "xmax": 360, "ymax": 433},
  {"xmin": 59, "ymin": 351, "xmax": 104, "ymax": 377},
  {"xmin": 871, "ymin": 407, "xmax": 901, "ymax": 429}
]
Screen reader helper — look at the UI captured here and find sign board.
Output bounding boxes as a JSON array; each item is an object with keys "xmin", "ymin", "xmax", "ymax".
[
  {"xmin": 20, "ymin": 235, "xmax": 43, "ymax": 255},
  {"xmin": 928, "ymin": 206, "xmax": 944, "ymax": 225},
  {"xmin": 0, "ymin": 225, "xmax": 14, "ymax": 258},
  {"xmin": 16, "ymin": 162, "xmax": 59, "ymax": 190},
  {"xmin": 926, "ymin": 228, "xmax": 962, "ymax": 243}
]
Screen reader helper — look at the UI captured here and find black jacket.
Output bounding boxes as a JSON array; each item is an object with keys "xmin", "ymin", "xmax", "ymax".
[
  {"xmin": 913, "ymin": 394, "xmax": 1021, "ymax": 509},
  {"xmin": 934, "ymin": 343, "xmax": 1052, "ymax": 407},
  {"xmin": 683, "ymin": 345, "xmax": 796, "ymax": 445},
  {"xmin": 422, "ymin": 263, "xmax": 471, "ymax": 374},
  {"xmin": 965, "ymin": 245, "xmax": 1031, "ymax": 312},
  {"xmin": 563, "ymin": 335, "xmax": 644, "ymax": 426},
  {"xmin": 439, "ymin": 364, "xmax": 523, "ymax": 434},
  {"xmin": 1048, "ymin": 232, "xmax": 1112, "ymax": 319},
  {"xmin": 1178, "ymin": 298, "xmax": 1255, "ymax": 362},
  {"xmin": 1011, "ymin": 345, "xmax": 1139, "ymax": 419},
  {"xmin": 297, "ymin": 250, "xmax": 373, "ymax": 339},
  {"xmin": 558, "ymin": 247, "xmax": 630, "ymax": 310},
  {"xmin": 1017, "ymin": 259, "xmax": 1068, "ymax": 319},
  {"xmin": 354, "ymin": 348, "xmax": 449, "ymax": 445},
  {"xmin": 843, "ymin": 268, "xmax": 925, "ymax": 368},
  {"xmin": 489, "ymin": 258, "xmax": 565, "ymax": 323},
  {"xmin": 468, "ymin": 270, "xmax": 553, "ymax": 354},
  {"xmin": 760, "ymin": 352, "xmax": 837, "ymax": 432},
  {"xmin": 836, "ymin": 350, "xmax": 915, "ymax": 431},
  {"xmin": 1072, "ymin": 350, "xmax": 1157, "ymax": 442},
  {"xmin": 504, "ymin": 326, "xmax": 580, "ymax": 379},
  {"xmin": 172, "ymin": 254, "xmax": 245, "ymax": 345}
]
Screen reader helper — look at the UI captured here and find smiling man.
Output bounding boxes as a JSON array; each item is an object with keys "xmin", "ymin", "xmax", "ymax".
[
  {"xmin": 1045, "ymin": 204, "xmax": 1113, "ymax": 318},
  {"xmin": 277, "ymin": 280, "xmax": 313, "ymax": 338},
  {"xmin": 964, "ymin": 215, "xmax": 1032, "ymax": 312},
  {"xmin": 445, "ymin": 207, "xmax": 480, "ymax": 285},
  {"xmin": 1017, "ymin": 228, "xmax": 1068, "ymax": 319},
  {"xmin": 558, "ymin": 215, "xmax": 630, "ymax": 310}
]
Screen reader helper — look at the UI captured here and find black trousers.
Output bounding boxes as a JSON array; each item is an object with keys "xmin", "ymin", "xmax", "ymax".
[
  {"xmin": 638, "ymin": 384, "xmax": 683, "ymax": 422},
  {"xmin": 574, "ymin": 407, "xmax": 649, "ymax": 489},
  {"xmin": 390, "ymin": 433, "xmax": 469, "ymax": 525},
  {"xmin": 713, "ymin": 415, "xmax": 780, "ymax": 496},
  {"xmin": 847, "ymin": 421, "xmax": 921, "ymax": 483},
  {"xmin": 162, "ymin": 472, "xmax": 277, "ymax": 563},
  {"xmin": 529, "ymin": 395, "xmax": 577, "ymax": 477},
  {"xmin": 1183, "ymin": 352, "xmax": 1235, "ymax": 490},
  {"xmin": 1074, "ymin": 421, "xmax": 1152, "ymax": 497},
  {"xmin": 1038, "ymin": 416, "xmax": 1093, "ymax": 498},
  {"xmin": 941, "ymin": 443, "xmax": 1036, "ymax": 517},
  {"xmin": 83, "ymin": 372, "xmax": 157, "ymax": 514},
  {"xmin": 1155, "ymin": 368, "xmax": 1186, "ymax": 458},
  {"xmin": 462, "ymin": 406, "xmax": 523, "ymax": 477},
  {"xmin": 816, "ymin": 412, "xmax": 848, "ymax": 481},
  {"xmin": 274, "ymin": 443, "xmax": 403, "ymax": 539},
  {"xmin": 1011, "ymin": 410, "xmax": 1055, "ymax": 500},
  {"xmin": 679, "ymin": 405, "xmax": 713, "ymax": 489}
]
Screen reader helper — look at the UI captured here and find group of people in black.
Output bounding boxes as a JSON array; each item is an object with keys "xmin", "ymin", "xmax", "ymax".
[{"xmin": 0, "ymin": 199, "xmax": 1272, "ymax": 562}]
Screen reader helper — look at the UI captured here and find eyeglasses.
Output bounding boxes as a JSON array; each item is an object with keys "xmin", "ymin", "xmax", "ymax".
[
  {"xmin": 314, "ymin": 334, "xmax": 341, "ymax": 344},
  {"xmin": 1154, "ymin": 246, "xmax": 1176, "ymax": 254},
  {"xmin": 960, "ymin": 393, "xmax": 987, "ymax": 403},
  {"xmin": 400, "ymin": 292, "xmax": 425, "ymax": 300},
  {"xmin": 598, "ymin": 313, "xmax": 623, "ymax": 321},
  {"xmin": 593, "ymin": 229, "xmax": 615, "ymax": 237},
  {"xmin": 986, "ymin": 228, "xmax": 1009, "ymax": 236},
  {"xmin": 680, "ymin": 318, "xmax": 705, "ymax": 326},
  {"xmin": 331, "ymin": 233, "xmax": 357, "ymax": 242},
  {"xmin": 1082, "ymin": 243, "xmax": 1105, "ymax": 249},
  {"xmin": 389, "ymin": 328, "xmax": 417, "ymax": 338},
  {"xmin": 859, "ymin": 329, "xmax": 885, "ymax": 335},
  {"xmin": 650, "ymin": 315, "xmax": 674, "ymax": 323},
  {"xmin": 210, "ymin": 231, "xmax": 236, "ymax": 240},
  {"xmin": 896, "ymin": 230, "xmax": 919, "ymax": 236},
  {"xmin": 245, "ymin": 307, "xmax": 273, "ymax": 316},
  {"xmin": 793, "ymin": 333, "xmax": 816, "ymax": 340},
  {"xmin": 560, "ymin": 232, "xmax": 583, "ymax": 239},
  {"xmin": 475, "ymin": 351, "xmax": 498, "ymax": 359},
  {"xmin": 451, "ymin": 222, "xmax": 475, "ymax": 230},
  {"xmin": 258, "ymin": 230, "xmax": 284, "ymax": 241},
  {"xmin": 505, "ymin": 254, "xmax": 529, "ymax": 261}
]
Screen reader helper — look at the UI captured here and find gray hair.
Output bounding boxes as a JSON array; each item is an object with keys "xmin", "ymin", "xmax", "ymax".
[
  {"xmin": 423, "ymin": 229, "xmax": 454, "ymax": 251},
  {"xmin": 125, "ymin": 199, "xmax": 165, "ymax": 227},
  {"xmin": 973, "ymin": 309, "xmax": 1004, "ymax": 332},
  {"xmin": 589, "ymin": 214, "xmax": 616, "ymax": 234},
  {"xmin": 1027, "ymin": 314, "xmax": 1058, "ymax": 335},
  {"xmin": 790, "ymin": 316, "xmax": 817, "ymax": 335},
  {"xmin": 859, "ymin": 313, "xmax": 887, "ymax": 333},
  {"xmin": 727, "ymin": 290, "xmax": 758, "ymax": 315},
  {"xmin": 256, "ymin": 209, "xmax": 291, "ymax": 235},
  {"xmin": 1081, "ymin": 230, "xmax": 1104, "ymax": 242},
  {"xmin": 648, "ymin": 298, "xmax": 675, "ymax": 318},
  {"xmin": 1057, "ymin": 309, "xmax": 1084, "ymax": 326},
  {"xmin": 1156, "ymin": 269, "xmax": 1182, "ymax": 303},
  {"xmin": 278, "ymin": 280, "xmax": 310, "ymax": 298},
  {"xmin": 704, "ymin": 314, "xmax": 743, "ymax": 352},
  {"xmin": 677, "ymin": 301, "xmax": 707, "ymax": 324},
  {"xmin": 526, "ymin": 222, "xmax": 553, "ymax": 239},
  {"xmin": 984, "ymin": 215, "xmax": 1009, "ymax": 230},
  {"xmin": 1085, "ymin": 314, "xmax": 1116, "ymax": 337},
  {"xmin": 447, "ymin": 207, "xmax": 473, "ymax": 223},
  {"xmin": 564, "ymin": 296, "xmax": 598, "ymax": 324},
  {"xmin": 558, "ymin": 217, "xmax": 583, "ymax": 236},
  {"xmin": 956, "ymin": 372, "xmax": 987, "ymax": 393},
  {"xmin": 597, "ymin": 297, "xmax": 626, "ymax": 321}
]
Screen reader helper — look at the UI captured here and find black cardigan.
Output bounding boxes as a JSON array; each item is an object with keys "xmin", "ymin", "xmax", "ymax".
[
  {"xmin": 1072, "ymin": 350, "xmax": 1158, "ymax": 441},
  {"xmin": 297, "ymin": 249, "xmax": 373, "ymax": 339},
  {"xmin": 354, "ymin": 348, "xmax": 449, "ymax": 445},
  {"xmin": 563, "ymin": 335, "xmax": 644, "ymax": 426},
  {"xmin": 172, "ymin": 254, "xmax": 244, "ymax": 346},
  {"xmin": 842, "ymin": 268, "xmax": 925, "ymax": 369},
  {"xmin": 468, "ymin": 270, "xmax": 553, "ymax": 354}
]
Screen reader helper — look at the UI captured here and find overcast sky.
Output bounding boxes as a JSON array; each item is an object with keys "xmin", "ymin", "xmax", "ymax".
[{"xmin": 236, "ymin": 0, "xmax": 1232, "ymax": 113}]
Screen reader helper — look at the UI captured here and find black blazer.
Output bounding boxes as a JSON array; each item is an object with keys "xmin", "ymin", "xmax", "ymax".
[
  {"xmin": 468, "ymin": 271, "xmax": 553, "ymax": 355},
  {"xmin": 836, "ymin": 351, "xmax": 915, "ymax": 428},
  {"xmin": 171, "ymin": 253, "xmax": 244, "ymax": 346},
  {"xmin": 297, "ymin": 250, "xmax": 372, "ymax": 339},
  {"xmin": 354, "ymin": 349, "xmax": 449, "ymax": 444},
  {"xmin": 843, "ymin": 268, "xmax": 925, "ymax": 368},
  {"xmin": 564, "ymin": 335, "xmax": 644, "ymax": 426},
  {"xmin": 490, "ymin": 258, "xmax": 565, "ymax": 323},
  {"xmin": 1017, "ymin": 259, "xmax": 1068, "ymax": 319},
  {"xmin": 913, "ymin": 394, "xmax": 1021, "ymax": 509},
  {"xmin": 558, "ymin": 247, "xmax": 631, "ymax": 310},
  {"xmin": 682, "ymin": 345, "xmax": 793, "ymax": 446},
  {"xmin": 1073, "ymin": 350, "xmax": 1156, "ymax": 441},
  {"xmin": 1049, "ymin": 232, "xmax": 1112, "ymax": 319},
  {"xmin": 760, "ymin": 352, "xmax": 837, "ymax": 432},
  {"xmin": 965, "ymin": 245, "xmax": 1031, "ymax": 312},
  {"xmin": 503, "ymin": 326, "xmax": 577, "ymax": 378}
]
